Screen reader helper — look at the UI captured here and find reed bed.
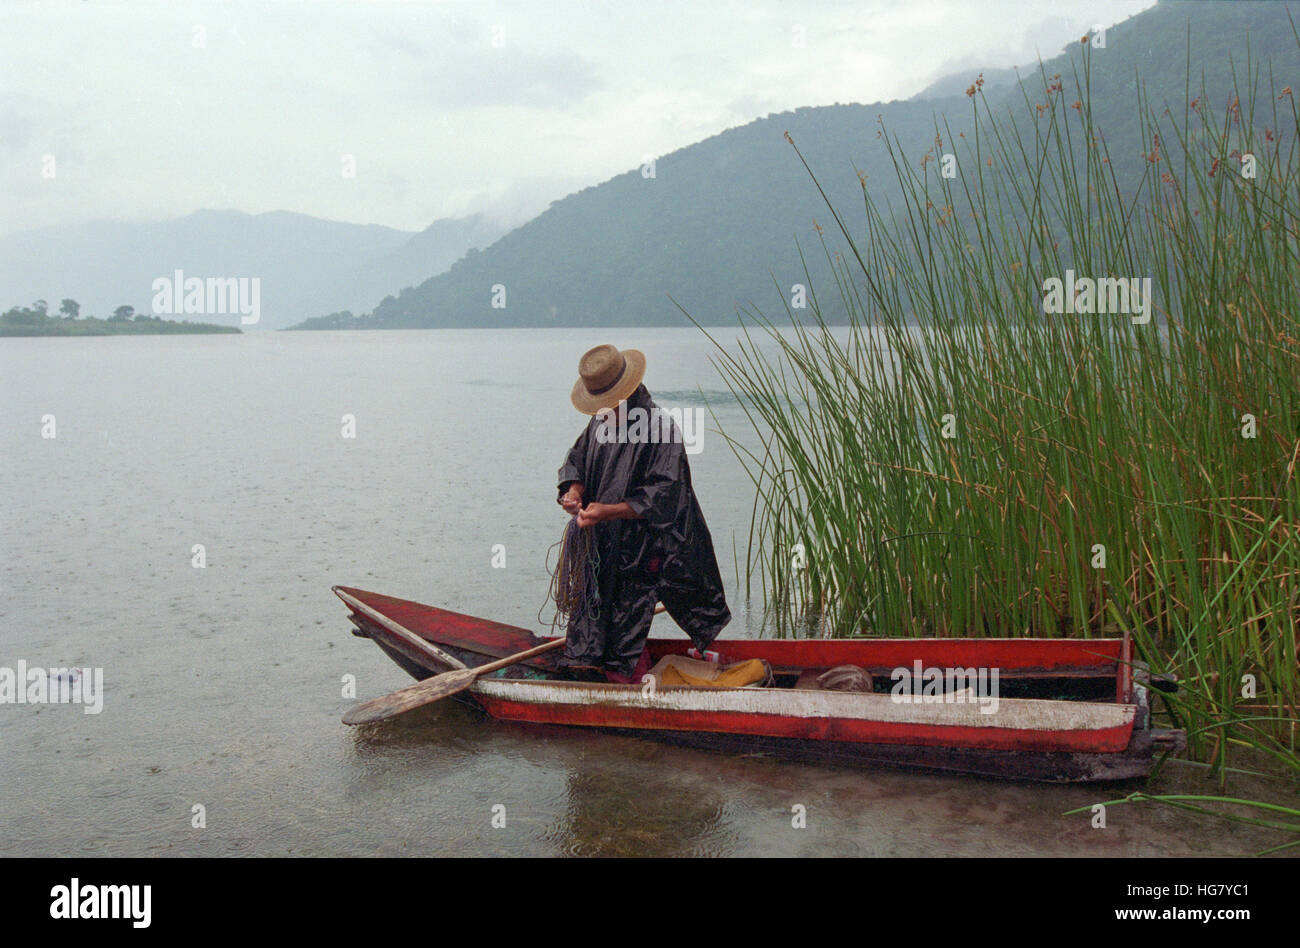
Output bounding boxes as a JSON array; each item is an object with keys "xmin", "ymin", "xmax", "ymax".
[{"xmin": 693, "ymin": 41, "xmax": 1300, "ymax": 810}]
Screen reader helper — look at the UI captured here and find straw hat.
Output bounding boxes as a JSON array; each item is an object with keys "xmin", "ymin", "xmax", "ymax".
[{"xmin": 570, "ymin": 344, "xmax": 646, "ymax": 414}]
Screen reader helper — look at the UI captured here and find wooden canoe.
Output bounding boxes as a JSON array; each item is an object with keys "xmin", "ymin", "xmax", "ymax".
[{"xmin": 334, "ymin": 585, "xmax": 1185, "ymax": 782}]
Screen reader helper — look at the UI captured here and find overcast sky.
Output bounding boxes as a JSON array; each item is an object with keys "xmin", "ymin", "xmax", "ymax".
[{"xmin": 2, "ymin": 0, "xmax": 1157, "ymax": 238}]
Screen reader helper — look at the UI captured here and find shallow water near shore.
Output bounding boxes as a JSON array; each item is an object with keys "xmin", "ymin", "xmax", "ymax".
[{"xmin": 1, "ymin": 329, "xmax": 1293, "ymax": 856}]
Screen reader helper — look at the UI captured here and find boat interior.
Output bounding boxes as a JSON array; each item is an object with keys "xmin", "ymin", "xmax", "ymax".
[{"xmin": 337, "ymin": 587, "xmax": 1175, "ymax": 707}]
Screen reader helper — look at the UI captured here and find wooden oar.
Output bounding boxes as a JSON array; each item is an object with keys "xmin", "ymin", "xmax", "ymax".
[
  {"xmin": 342, "ymin": 602, "xmax": 668, "ymax": 726},
  {"xmin": 343, "ymin": 637, "xmax": 567, "ymax": 725}
]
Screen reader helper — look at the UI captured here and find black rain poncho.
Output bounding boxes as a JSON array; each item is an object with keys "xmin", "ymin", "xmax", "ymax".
[{"xmin": 556, "ymin": 384, "xmax": 731, "ymax": 676}]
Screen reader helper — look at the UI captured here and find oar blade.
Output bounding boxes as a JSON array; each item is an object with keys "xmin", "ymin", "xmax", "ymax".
[{"xmin": 342, "ymin": 667, "xmax": 479, "ymax": 726}]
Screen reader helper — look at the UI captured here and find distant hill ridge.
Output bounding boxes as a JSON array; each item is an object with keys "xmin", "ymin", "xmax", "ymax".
[
  {"xmin": 289, "ymin": 0, "xmax": 1297, "ymax": 330},
  {"xmin": 0, "ymin": 209, "xmax": 502, "ymax": 330}
]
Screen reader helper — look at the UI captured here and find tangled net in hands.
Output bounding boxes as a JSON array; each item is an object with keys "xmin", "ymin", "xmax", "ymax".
[{"xmin": 540, "ymin": 515, "xmax": 601, "ymax": 633}]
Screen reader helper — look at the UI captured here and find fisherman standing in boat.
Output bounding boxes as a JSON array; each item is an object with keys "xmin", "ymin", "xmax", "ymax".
[{"xmin": 556, "ymin": 344, "xmax": 731, "ymax": 683}]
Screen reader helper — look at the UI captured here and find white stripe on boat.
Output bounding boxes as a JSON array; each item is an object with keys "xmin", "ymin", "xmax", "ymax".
[{"xmin": 471, "ymin": 678, "xmax": 1135, "ymax": 732}]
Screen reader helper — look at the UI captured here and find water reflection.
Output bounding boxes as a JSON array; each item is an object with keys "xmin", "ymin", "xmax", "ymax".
[{"xmin": 542, "ymin": 731, "xmax": 732, "ymax": 856}]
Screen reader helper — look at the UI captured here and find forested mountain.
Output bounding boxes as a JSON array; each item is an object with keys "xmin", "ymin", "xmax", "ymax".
[{"xmin": 291, "ymin": 0, "xmax": 1297, "ymax": 330}]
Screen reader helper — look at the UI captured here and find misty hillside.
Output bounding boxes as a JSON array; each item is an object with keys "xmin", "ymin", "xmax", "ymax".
[
  {"xmin": 910, "ymin": 64, "xmax": 1022, "ymax": 101},
  {"xmin": 291, "ymin": 0, "xmax": 1298, "ymax": 330},
  {"xmin": 0, "ymin": 209, "xmax": 502, "ymax": 330}
]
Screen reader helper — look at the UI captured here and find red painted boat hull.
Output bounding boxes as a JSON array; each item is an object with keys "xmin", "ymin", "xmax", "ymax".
[{"xmin": 334, "ymin": 585, "xmax": 1183, "ymax": 782}]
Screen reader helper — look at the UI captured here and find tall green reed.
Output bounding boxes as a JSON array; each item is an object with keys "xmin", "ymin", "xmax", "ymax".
[{"xmin": 692, "ymin": 39, "xmax": 1299, "ymax": 785}]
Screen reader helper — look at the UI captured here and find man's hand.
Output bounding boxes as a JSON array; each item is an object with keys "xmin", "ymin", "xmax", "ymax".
[
  {"xmin": 559, "ymin": 483, "xmax": 584, "ymax": 515},
  {"xmin": 578, "ymin": 501, "xmax": 640, "ymax": 529}
]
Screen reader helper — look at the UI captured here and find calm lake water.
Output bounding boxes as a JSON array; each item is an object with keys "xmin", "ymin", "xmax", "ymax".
[{"xmin": 0, "ymin": 328, "xmax": 1287, "ymax": 856}]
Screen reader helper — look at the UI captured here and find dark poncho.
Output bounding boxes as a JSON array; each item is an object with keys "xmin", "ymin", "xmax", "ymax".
[{"xmin": 556, "ymin": 384, "xmax": 731, "ymax": 675}]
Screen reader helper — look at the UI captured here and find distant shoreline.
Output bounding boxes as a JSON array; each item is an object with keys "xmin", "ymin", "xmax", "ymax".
[{"xmin": 0, "ymin": 322, "xmax": 241, "ymax": 336}]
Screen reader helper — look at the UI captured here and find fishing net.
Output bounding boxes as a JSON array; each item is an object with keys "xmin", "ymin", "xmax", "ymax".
[{"xmin": 540, "ymin": 515, "xmax": 601, "ymax": 633}]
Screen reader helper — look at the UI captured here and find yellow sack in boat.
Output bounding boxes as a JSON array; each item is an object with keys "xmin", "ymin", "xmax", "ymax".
[{"xmin": 650, "ymin": 654, "xmax": 772, "ymax": 688}]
